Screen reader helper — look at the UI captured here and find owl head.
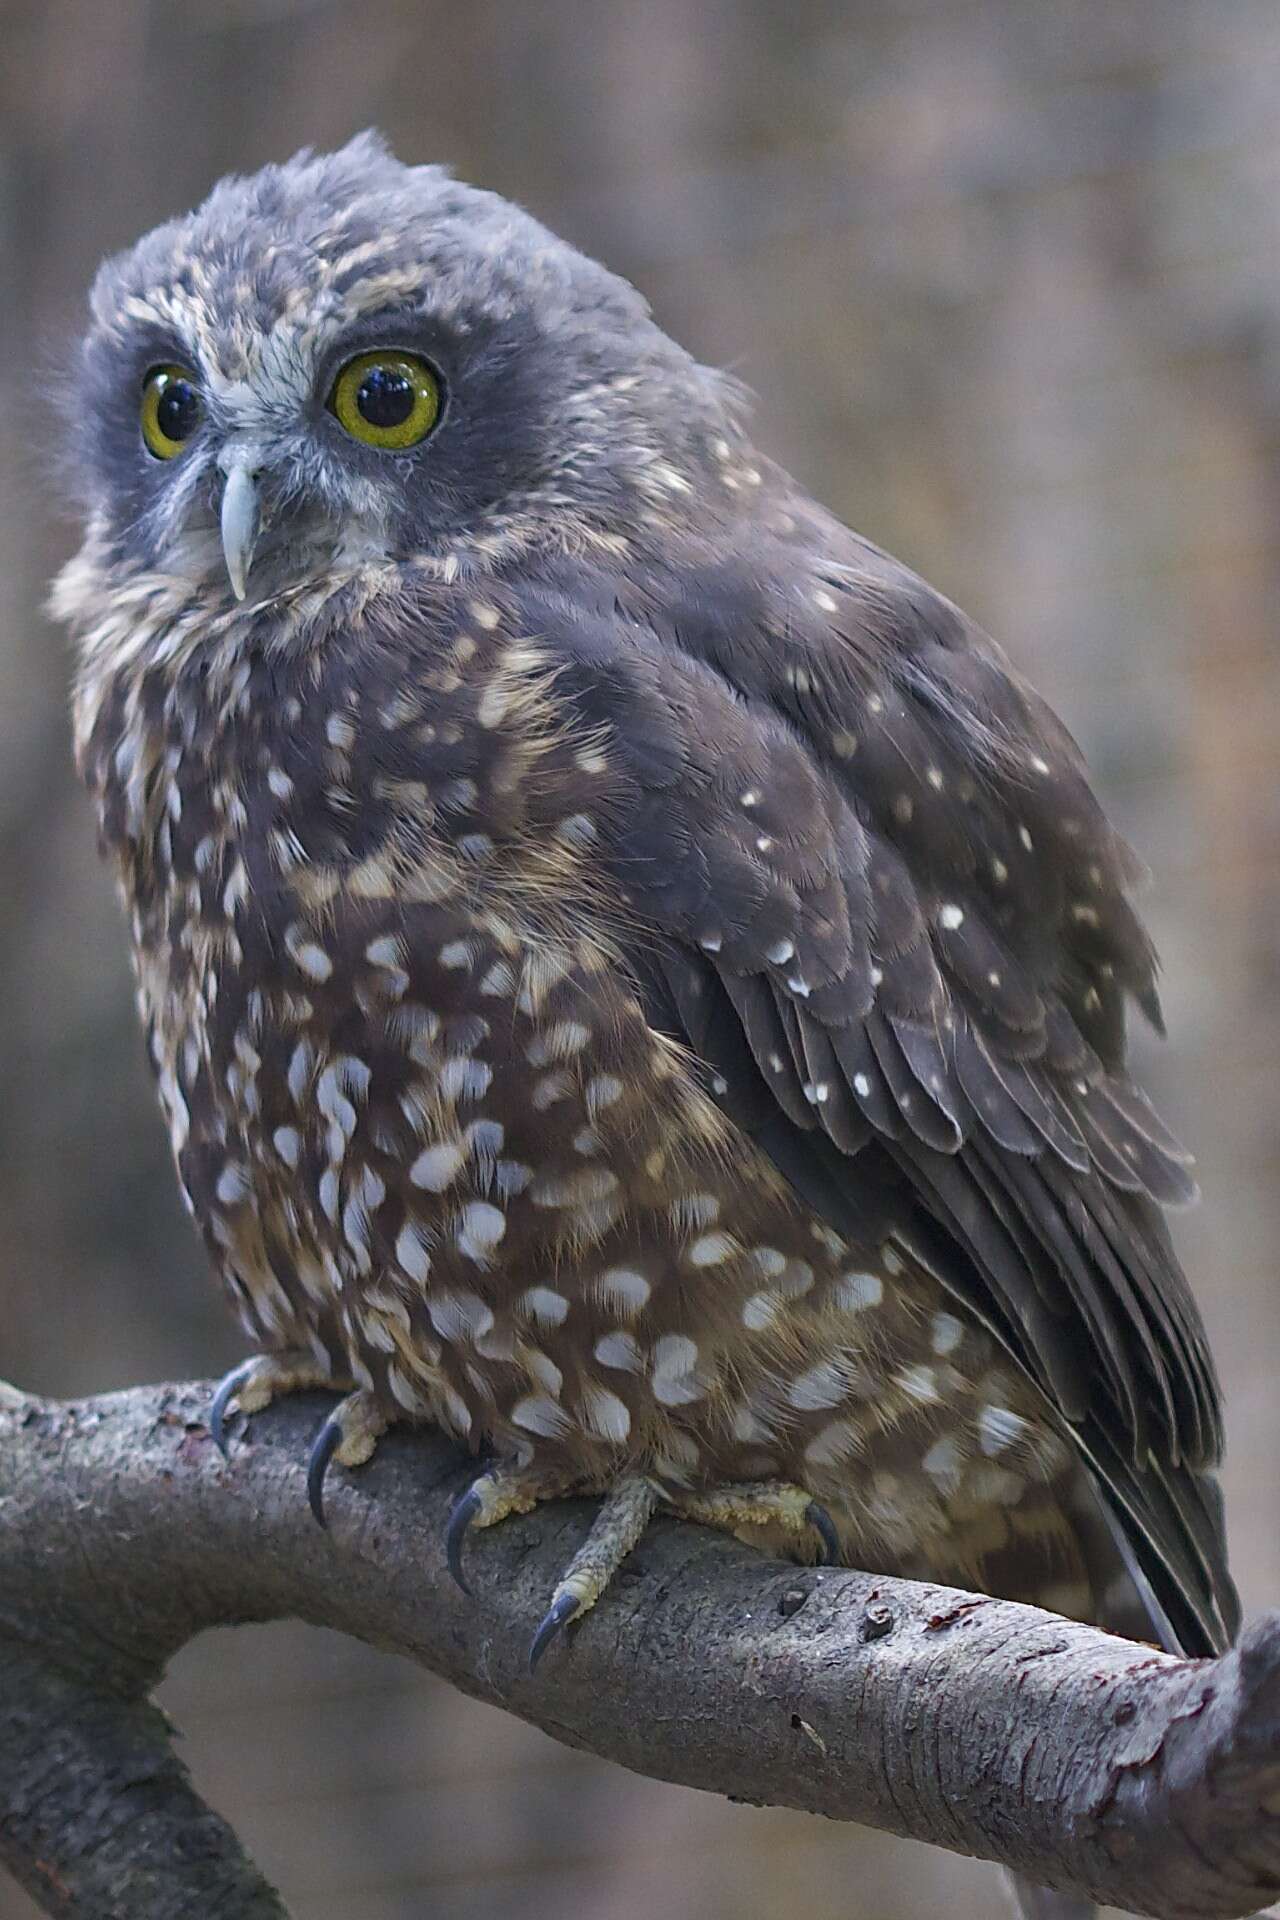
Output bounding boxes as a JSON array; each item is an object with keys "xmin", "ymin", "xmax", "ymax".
[{"xmin": 69, "ymin": 132, "xmax": 739, "ymax": 605}]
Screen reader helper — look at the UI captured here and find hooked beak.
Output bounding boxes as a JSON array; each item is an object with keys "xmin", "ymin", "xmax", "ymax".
[{"xmin": 219, "ymin": 463, "xmax": 261, "ymax": 601}]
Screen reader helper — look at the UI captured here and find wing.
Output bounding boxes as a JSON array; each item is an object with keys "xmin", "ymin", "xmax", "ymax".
[{"xmin": 508, "ymin": 505, "xmax": 1237, "ymax": 1653}]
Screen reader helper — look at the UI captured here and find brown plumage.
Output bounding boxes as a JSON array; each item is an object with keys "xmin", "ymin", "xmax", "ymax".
[{"xmin": 56, "ymin": 138, "xmax": 1237, "ymax": 1733}]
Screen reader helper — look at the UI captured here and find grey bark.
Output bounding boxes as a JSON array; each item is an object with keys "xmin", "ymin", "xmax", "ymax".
[{"xmin": 1, "ymin": 1380, "xmax": 1278, "ymax": 1920}]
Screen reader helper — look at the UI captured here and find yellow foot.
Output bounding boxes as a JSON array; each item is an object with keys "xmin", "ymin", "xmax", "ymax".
[
  {"xmin": 208, "ymin": 1348, "xmax": 349, "ymax": 1454},
  {"xmin": 668, "ymin": 1479, "xmax": 841, "ymax": 1565},
  {"xmin": 528, "ymin": 1474, "xmax": 658, "ymax": 1672},
  {"xmin": 306, "ymin": 1389, "xmax": 389, "ymax": 1528},
  {"xmin": 446, "ymin": 1460, "xmax": 588, "ymax": 1595}
]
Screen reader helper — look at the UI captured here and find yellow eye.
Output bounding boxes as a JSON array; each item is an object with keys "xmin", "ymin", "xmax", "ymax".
[
  {"xmin": 140, "ymin": 364, "xmax": 203, "ymax": 458},
  {"xmin": 328, "ymin": 350, "xmax": 440, "ymax": 449}
]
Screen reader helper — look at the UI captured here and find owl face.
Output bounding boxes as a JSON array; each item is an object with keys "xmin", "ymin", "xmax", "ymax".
[{"xmin": 71, "ymin": 133, "xmax": 726, "ymax": 605}]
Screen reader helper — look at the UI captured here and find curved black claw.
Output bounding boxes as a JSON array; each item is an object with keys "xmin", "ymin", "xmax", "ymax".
[
  {"xmin": 445, "ymin": 1485, "xmax": 484, "ymax": 1595},
  {"xmin": 208, "ymin": 1360, "xmax": 255, "ymax": 1458},
  {"xmin": 528, "ymin": 1591, "xmax": 580, "ymax": 1674},
  {"xmin": 306, "ymin": 1414, "xmax": 344, "ymax": 1529},
  {"xmin": 805, "ymin": 1500, "xmax": 840, "ymax": 1567}
]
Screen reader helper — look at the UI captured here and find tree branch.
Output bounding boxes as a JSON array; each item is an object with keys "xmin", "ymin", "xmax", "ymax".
[
  {"xmin": 0, "ymin": 1633, "xmax": 287, "ymax": 1920},
  {"xmin": 1, "ymin": 1381, "xmax": 1278, "ymax": 1920}
]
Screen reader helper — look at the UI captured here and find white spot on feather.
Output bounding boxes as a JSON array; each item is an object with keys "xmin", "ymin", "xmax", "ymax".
[
  {"xmin": 788, "ymin": 1360, "xmax": 852, "ymax": 1411},
  {"xmin": 580, "ymin": 1387, "xmax": 631, "ymax": 1443},
  {"xmin": 651, "ymin": 1334, "xmax": 703, "ymax": 1405},
  {"xmin": 455, "ymin": 1201, "xmax": 506, "ymax": 1263},
  {"xmin": 595, "ymin": 1267, "xmax": 650, "ymax": 1313},
  {"xmin": 896, "ymin": 1364, "xmax": 939, "ymax": 1404},
  {"xmin": 395, "ymin": 1221, "xmax": 432, "ymax": 1283},
  {"xmin": 687, "ymin": 1231, "xmax": 736, "ymax": 1267},
  {"xmin": 595, "ymin": 1330, "xmax": 641, "ymax": 1371},
  {"xmin": 410, "ymin": 1142, "xmax": 466, "ymax": 1191},
  {"xmin": 512, "ymin": 1394, "xmax": 572, "ymax": 1438},
  {"xmin": 834, "ymin": 1271, "xmax": 883, "ymax": 1312},
  {"xmin": 922, "ymin": 1436, "xmax": 963, "ymax": 1490},
  {"xmin": 931, "ymin": 1312, "xmax": 964, "ymax": 1355},
  {"xmin": 520, "ymin": 1286, "xmax": 569, "ymax": 1327},
  {"xmin": 979, "ymin": 1405, "xmax": 1029, "ymax": 1455},
  {"xmin": 272, "ymin": 1126, "xmax": 301, "ymax": 1168}
]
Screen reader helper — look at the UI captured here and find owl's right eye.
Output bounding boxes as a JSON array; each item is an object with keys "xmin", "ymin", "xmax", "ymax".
[{"xmin": 140, "ymin": 365, "xmax": 203, "ymax": 459}]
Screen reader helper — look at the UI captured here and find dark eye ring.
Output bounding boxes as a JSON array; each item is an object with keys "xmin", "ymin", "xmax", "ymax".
[{"xmin": 140, "ymin": 365, "xmax": 203, "ymax": 458}]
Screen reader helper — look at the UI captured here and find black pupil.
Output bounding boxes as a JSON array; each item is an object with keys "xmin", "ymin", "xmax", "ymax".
[
  {"xmin": 356, "ymin": 365, "xmax": 416, "ymax": 428},
  {"xmin": 156, "ymin": 376, "xmax": 200, "ymax": 442}
]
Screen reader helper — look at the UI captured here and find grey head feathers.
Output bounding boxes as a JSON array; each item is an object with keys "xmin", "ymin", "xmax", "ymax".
[{"xmin": 72, "ymin": 130, "xmax": 746, "ymax": 598}]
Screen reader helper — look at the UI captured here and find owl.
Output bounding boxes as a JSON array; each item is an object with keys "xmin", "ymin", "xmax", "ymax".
[{"xmin": 56, "ymin": 135, "xmax": 1236, "ymax": 1850}]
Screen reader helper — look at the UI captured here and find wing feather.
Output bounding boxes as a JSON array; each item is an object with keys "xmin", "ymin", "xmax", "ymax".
[{"xmin": 504, "ymin": 527, "xmax": 1234, "ymax": 1650}]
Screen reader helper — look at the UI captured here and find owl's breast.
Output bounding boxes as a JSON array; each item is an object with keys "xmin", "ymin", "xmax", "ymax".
[
  {"xmin": 73, "ymin": 589, "xmax": 844, "ymax": 1466},
  {"xmin": 156, "ymin": 836, "xmax": 780, "ymax": 1459},
  {"xmin": 74, "ymin": 640, "xmax": 719, "ymax": 1453}
]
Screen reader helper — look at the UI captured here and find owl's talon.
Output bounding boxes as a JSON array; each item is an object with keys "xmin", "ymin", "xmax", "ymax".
[
  {"xmin": 528, "ymin": 1591, "xmax": 581, "ymax": 1672},
  {"xmin": 303, "ymin": 1388, "xmax": 388, "ymax": 1529},
  {"xmin": 208, "ymin": 1359, "xmax": 255, "ymax": 1457},
  {"xmin": 207, "ymin": 1348, "xmax": 339, "ymax": 1456},
  {"xmin": 443, "ymin": 1461, "xmax": 587, "ymax": 1596},
  {"xmin": 445, "ymin": 1484, "xmax": 485, "ymax": 1593},
  {"xmin": 806, "ymin": 1500, "xmax": 840, "ymax": 1566},
  {"xmin": 307, "ymin": 1415, "xmax": 343, "ymax": 1528}
]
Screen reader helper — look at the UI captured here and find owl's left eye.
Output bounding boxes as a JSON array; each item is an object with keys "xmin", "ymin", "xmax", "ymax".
[
  {"xmin": 328, "ymin": 350, "xmax": 441, "ymax": 449},
  {"xmin": 140, "ymin": 365, "xmax": 203, "ymax": 459}
]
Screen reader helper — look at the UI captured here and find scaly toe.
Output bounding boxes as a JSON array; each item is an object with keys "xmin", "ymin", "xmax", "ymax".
[
  {"xmin": 526, "ymin": 1474, "xmax": 657, "ymax": 1675},
  {"xmin": 670, "ymin": 1479, "xmax": 844, "ymax": 1566}
]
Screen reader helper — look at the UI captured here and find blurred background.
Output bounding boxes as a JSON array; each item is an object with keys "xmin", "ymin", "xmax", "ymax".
[{"xmin": 3, "ymin": 1, "xmax": 1280, "ymax": 1915}]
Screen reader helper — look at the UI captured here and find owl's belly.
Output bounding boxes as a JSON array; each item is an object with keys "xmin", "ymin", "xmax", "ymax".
[{"xmin": 146, "ymin": 888, "xmax": 1079, "ymax": 1596}]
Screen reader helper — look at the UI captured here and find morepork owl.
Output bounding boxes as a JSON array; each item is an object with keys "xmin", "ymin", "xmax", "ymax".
[{"xmin": 55, "ymin": 135, "xmax": 1238, "ymax": 1905}]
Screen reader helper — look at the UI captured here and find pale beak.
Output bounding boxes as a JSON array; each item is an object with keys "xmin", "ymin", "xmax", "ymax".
[{"xmin": 220, "ymin": 463, "xmax": 261, "ymax": 601}]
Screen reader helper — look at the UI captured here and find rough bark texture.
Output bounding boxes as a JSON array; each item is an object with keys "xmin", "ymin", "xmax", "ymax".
[
  {"xmin": 1, "ymin": 1379, "xmax": 1278, "ymax": 1920},
  {"xmin": 0, "ymin": 1637, "xmax": 287, "ymax": 1920}
]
